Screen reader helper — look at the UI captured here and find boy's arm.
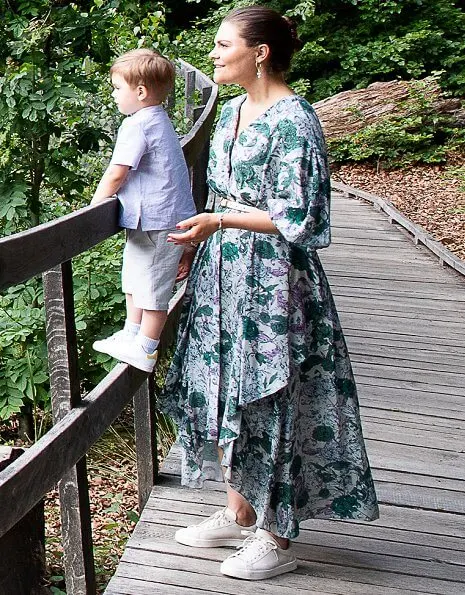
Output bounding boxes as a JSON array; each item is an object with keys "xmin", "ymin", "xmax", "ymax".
[{"xmin": 91, "ymin": 164, "xmax": 130, "ymax": 204}]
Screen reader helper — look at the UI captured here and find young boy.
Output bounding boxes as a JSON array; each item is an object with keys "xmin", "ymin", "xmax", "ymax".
[{"xmin": 91, "ymin": 49, "xmax": 196, "ymax": 372}]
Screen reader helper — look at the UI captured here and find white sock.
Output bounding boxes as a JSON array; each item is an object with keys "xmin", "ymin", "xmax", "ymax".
[
  {"xmin": 138, "ymin": 334, "xmax": 159, "ymax": 354},
  {"xmin": 124, "ymin": 320, "xmax": 140, "ymax": 337}
]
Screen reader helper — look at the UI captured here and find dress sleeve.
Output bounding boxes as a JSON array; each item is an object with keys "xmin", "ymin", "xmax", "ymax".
[{"xmin": 266, "ymin": 115, "xmax": 331, "ymax": 249}]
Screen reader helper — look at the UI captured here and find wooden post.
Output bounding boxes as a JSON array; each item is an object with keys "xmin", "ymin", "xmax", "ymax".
[
  {"xmin": 184, "ymin": 69, "xmax": 196, "ymax": 123},
  {"xmin": 43, "ymin": 262, "xmax": 96, "ymax": 595},
  {"xmin": 133, "ymin": 376, "xmax": 158, "ymax": 512},
  {"xmin": 0, "ymin": 447, "xmax": 46, "ymax": 595}
]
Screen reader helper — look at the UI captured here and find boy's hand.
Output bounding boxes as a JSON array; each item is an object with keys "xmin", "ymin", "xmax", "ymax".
[{"xmin": 176, "ymin": 246, "xmax": 197, "ymax": 281}]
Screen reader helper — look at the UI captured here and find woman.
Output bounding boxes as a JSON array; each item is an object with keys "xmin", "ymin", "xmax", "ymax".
[{"xmin": 163, "ymin": 5, "xmax": 379, "ymax": 581}]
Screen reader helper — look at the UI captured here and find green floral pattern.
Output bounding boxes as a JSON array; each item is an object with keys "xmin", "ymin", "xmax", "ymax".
[{"xmin": 161, "ymin": 95, "xmax": 379, "ymax": 538}]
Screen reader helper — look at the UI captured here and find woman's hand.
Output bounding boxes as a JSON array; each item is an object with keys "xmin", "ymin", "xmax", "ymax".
[{"xmin": 167, "ymin": 212, "xmax": 220, "ymax": 246}]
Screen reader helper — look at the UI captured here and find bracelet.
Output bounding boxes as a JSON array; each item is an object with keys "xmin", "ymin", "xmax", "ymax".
[{"xmin": 217, "ymin": 212, "xmax": 225, "ymax": 231}]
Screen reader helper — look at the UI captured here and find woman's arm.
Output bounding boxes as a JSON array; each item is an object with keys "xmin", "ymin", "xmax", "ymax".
[{"xmin": 167, "ymin": 210, "xmax": 279, "ymax": 246}]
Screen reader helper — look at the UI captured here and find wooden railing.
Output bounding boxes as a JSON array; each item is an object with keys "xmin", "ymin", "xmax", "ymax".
[{"xmin": 0, "ymin": 60, "xmax": 217, "ymax": 595}]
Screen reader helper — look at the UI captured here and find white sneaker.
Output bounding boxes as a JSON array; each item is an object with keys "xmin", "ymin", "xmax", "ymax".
[
  {"xmin": 220, "ymin": 528, "xmax": 297, "ymax": 580},
  {"xmin": 93, "ymin": 330, "xmax": 133, "ymax": 355},
  {"xmin": 99, "ymin": 338, "xmax": 158, "ymax": 373},
  {"xmin": 175, "ymin": 508, "xmax": 256, "ymax": 548}
]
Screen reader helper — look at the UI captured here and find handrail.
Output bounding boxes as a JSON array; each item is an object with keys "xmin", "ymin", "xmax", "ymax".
[
  {"xmin": 331, "ymin": 180, "xmax": 465, "ymax": 278},
  {"xmin": 0, "ymin": 61, "xmax": 217, "ymax": 594}
]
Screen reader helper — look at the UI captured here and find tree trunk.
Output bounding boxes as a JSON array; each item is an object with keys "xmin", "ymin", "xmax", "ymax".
[{"xmin": 313, "ymin": 77, "xmax": 465, "ymax": 140}]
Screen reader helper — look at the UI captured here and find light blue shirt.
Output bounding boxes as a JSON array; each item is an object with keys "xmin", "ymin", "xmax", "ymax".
[{"xmin": 110, "ymin": 105, "xmax": 196, "ymax": 230}]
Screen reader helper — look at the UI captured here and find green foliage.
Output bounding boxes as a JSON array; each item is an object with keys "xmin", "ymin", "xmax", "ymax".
[
  {"xmin": 293, "ymin": 0, "xmax": 465, "ymax": 100},
  {"xmin": 73, "ymin": 234, "xmax": 127, "ymax": 390},
  {"xmin": 0, "ymin": 1, "xmax": 175, "ymax": 429},
  {"xmin": 0, "ymin": 280, "xmax": 48, "ymax": 436}
]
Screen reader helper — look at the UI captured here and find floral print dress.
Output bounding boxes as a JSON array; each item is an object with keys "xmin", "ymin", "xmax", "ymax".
[{"xmin": 160, "ymin": 95, "xmax": 379, "ymax": 538}]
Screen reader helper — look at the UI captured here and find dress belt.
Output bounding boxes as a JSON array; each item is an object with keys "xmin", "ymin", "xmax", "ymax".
[{"xmin": 218, "ymin": 198, "xmax": 263, "ymax": 213}]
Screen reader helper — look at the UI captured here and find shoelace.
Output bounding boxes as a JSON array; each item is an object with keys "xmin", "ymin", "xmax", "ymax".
[
  {"xmin": 190, "ymin": 509, "xmax": 230, "ymax": 529},
  {"xmin": 231, "ymin": 531, "xmax": 277, "ymax": 560}
]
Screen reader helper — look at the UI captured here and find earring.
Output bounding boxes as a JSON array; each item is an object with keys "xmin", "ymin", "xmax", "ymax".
[{"xmin": 256, "ymin": 61, "xmax": 262, "ymax": 79}]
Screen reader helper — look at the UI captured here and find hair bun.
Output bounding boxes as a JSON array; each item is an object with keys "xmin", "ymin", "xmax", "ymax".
[{"xmin": 283, "ymin": 16, "xmax": 304, "ymax": 52}]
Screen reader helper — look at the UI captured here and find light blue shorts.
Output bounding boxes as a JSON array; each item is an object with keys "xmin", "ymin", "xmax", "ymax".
[{"xmin": 121, "ymin": 228, "xmax": 184, "ymax": 310}]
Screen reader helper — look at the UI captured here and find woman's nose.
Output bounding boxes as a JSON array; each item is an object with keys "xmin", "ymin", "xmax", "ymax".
[{"xmin": 208, "ymin": 48, "xmax": 217, "ymax": 59}]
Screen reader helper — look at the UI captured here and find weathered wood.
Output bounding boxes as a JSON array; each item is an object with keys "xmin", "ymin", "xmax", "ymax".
[
  {"xmin": 331, "ymin": 180, "xmax": 465, "ymax": 276},
  {"xmin": 183, "ymin": 68, "xmax": 196, "ymax": 122},
  {"xmin": 134, "ymin": 377, "xmax": 158, "ymax": 512},
  {"xmin": 0, "ymin": 199, "xmax": 120, "ymax": 292},
  {"xmin": 43, "ymin": 263, "xmax": 96, "ymax": 594},
  {"xmin": 0, "ymin": 364, "xmax": 146, "ymax": 538},
  {"xmin": 178, "ymin": 60, "xmax": 218, "ymax": 169},
  {"xmin": 0, "ymin": 448, "xmax": 46, "ymax": 595}
]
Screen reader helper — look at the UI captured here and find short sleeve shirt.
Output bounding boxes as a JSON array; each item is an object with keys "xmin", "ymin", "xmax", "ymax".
[{"xmin": 110, "ymin": 105, "xmax": 196, "ymax": 230}]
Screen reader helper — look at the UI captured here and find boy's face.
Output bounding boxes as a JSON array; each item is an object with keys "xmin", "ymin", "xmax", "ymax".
[{"xmin": 111, "ymin": 73, "xmax": 144, "ymax": 115}]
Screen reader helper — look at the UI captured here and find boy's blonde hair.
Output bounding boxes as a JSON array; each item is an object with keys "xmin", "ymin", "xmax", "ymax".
[{"xmin": 110, "ymin": 49, "xmax": 175, "ymax": 102}]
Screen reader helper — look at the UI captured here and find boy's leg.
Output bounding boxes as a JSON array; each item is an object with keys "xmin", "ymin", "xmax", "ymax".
[
  {"xmin": 140, "ymin": 309, "xmax": 167, "ymax": 340},
  {"xmin": 126, "ymin": 294, "xmax": 143, "ymax": 325},
  {"xmin": 98, "ymin": 228, "xmax": 182, "ymax": 371}
]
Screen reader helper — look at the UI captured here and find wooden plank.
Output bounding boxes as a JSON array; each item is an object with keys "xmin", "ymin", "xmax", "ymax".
[
  {"xmin": 347, "ymin": 341, "xmax": 465, "ymax": 370},
  {"xmin": 141, "ymin": 503, "xmax": 465, "ymax": 554},
  {"xmin": 106, "ymin": 575, "xmax": 226, "ymax": 594},
  {"xmin": 109, "ymin": 553, "xmax": 425, "ymax": 595},
  {"xmin": 43, "ymin": 263, "xmax": 96, "ymax": 593},
  {"xmin": 118, "ymin": 528, "xmax": 465, "ymax": 595},
  {"xmin": 352, "ymin": 362, "xmax": 465, "ymax": 390},
  {"xmin": 134, "ymin": 378, "xmax": 158, "ymax": 512},
  {"xmin": 344, "ymin": 330, "xmax": 465, "ymax": 353},
  {"xmin": 329, "ymin": 277, "xmax": 465, "ymax": 300},
  {"xmin": 361, "ymin": 405, "xmax": 465, "ymax": 429},
  {"xmin": 365, "ymin": 441, "xmax": 465, "ymax": 482},
  {"xmin": 331, "ymin": 181, "xmax": 465, "ymax": 276},
  {"xmin": 353, "ymin": 370, "xmax": 465, "ymax": 397},
  {"xmin": 146, "ymin": 464, "xmax": 465, "ymax": 535},
  {"xmin": 363, "ymin": 420, "xmax": 465, "ymax": 450},
  {"xmin": 0, "ymin": 199, "xmax": 120, "ymax": 291},
  {"xmin": 112, "ymin": 558, "xmax": 335, "ymax": 595},
  {"xmin": 322, "ymin": 262, "xmax": 463, "ymax": 283},
  {"xmin": 0, "ymin": 363, "xmax": 146, "ymax": 537},
  {"xmin": 372, "ymin": 469, "xmax": 465, "ymax": 496},
  {"xmin": 333, "ymin": 295, "xmax": 465, "ymax": 318}
]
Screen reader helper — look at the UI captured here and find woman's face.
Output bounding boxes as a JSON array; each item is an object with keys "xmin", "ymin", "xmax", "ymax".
[{"xmin": 209, "ymin": 21, "xmax": 257, "ymax": 86}]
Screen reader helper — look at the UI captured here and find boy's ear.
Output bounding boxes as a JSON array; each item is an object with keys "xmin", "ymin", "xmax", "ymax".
[{"xmin": 137, "ymin": 85, "xmax": 148, "ymax": 101}]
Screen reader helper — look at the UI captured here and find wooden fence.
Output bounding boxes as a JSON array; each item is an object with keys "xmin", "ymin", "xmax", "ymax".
[{"xmin": 0, "ymin": 60, "xmax": 217, "ymax": 595}]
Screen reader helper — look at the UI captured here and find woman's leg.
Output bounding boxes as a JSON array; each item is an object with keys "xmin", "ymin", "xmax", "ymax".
[
  {"xmin": 226, "ymin": 485, "xmax": 289, "ymax": 548},
  {"xmin": 226, "ymin": 484, "xmax": 256, "ymax": 527}
]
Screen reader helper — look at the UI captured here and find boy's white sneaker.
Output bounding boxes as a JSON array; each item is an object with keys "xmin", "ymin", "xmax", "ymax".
[
  {"xmin": 175, "ymin": 507, "xmax": 256, "ymax": 548},
  {"xmin": 98, "ymin": 337, "xmax": 158, "ymax": 373},
  {"xmin": 220, "ymin": 528, "xmax": 297, "ymax": 580},
  {"xmin": 93, "ymin": 330, "xmax": 133, "ymax": 355}
]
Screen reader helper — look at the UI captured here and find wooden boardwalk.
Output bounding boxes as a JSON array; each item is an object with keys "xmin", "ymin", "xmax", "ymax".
[{"xmin": 105, "ymin": 193, "xmax": 465, "ymax": 595}]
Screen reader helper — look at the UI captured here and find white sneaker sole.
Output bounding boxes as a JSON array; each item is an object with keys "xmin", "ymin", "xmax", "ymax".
[
  {"xmin": 175, "ymin": 529, "xmax": 246, "ymax": 548},
  {"xmin": 220, "ymin": 558, "xmax": 297, "ymax": 580},
  {"xmin": 93, "ymin": 335, "xmax": 131, "ymax": 355},
  {"xmin": 99, "ymin": 343, "xmax": 158, "ymax": 373}
]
